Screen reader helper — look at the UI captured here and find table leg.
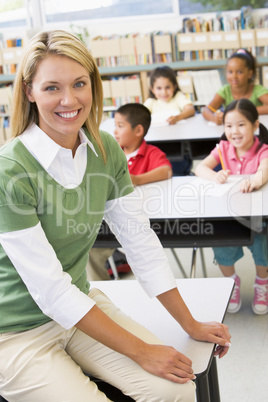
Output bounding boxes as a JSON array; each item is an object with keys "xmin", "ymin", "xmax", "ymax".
[
  {"xmin": 208, "ymin": 357, "xmax": 221, "ymax": 402},
  {"xmin": 190, "ymin": 246, "xmax": 197, "ymax": 278},
  {"xmin": 170, "ymin": 249, "xmax": 188, "ymax": 278},
  {"xmin": 195, "ymin": 373, "xmax": 210, "ymax": 402},
  {"xmin": 107, "ymin": 256, "xmax": 120, "ymax": 280},
  {"xmin": 199, "ymin": 248, "xmax": 207, "ymax": 277}
]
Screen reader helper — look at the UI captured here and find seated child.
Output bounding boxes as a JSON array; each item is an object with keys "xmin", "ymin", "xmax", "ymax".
[
  {"xmin": 195, "ymin": 99, "xmax": 268, "ymax": 315},
  {"xmin": 202, "ymin": 48, "xmax": 268, "ymax": 125},
  {"xmin": 144, "ymin": 66, "xmax": 195, "ymax": 175},
  {"xmin": 87, "ymin": 103, "xmax": 172, "ymax": 280}
]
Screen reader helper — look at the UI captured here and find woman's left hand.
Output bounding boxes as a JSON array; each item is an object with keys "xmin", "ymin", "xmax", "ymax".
[{"xmin": 188, "ymin": 321, "xmax": 231, "ymax": 358}]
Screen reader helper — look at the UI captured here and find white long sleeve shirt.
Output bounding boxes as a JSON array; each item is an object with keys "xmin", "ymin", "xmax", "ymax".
[{"xmin": 0, "ymin": 125, "xmax": 176, "ymax": 329}]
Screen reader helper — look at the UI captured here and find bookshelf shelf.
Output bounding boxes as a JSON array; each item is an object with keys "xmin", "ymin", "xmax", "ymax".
[
  {"xmin": 99, "ymin": 57, "xmax": 268, "ymax": 76},
  {"xmin": 0, "ymin": 74, "xmax": 16, "ymax": 84}
]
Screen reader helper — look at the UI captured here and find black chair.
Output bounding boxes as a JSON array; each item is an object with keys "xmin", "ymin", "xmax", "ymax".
[
  {"xmin": 92, "ymin": 377, "xmax": 134, "ymax": 401},
  {"xmin": 0, "ymin": 380, "xmax": 134, "ymax": 402}
]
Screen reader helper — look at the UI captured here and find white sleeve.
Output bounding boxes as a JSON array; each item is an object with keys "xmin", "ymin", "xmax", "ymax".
[
  {"xmin": 0, "ymin": 222, "xmax": 95, "ymax": 329},
  {"xmin": 175, "ymin": 91, "xmax": 193, "ymax": 110},
  {"xmin": 104, "ymin": 193, "xmax": 177, "ymax": 297}
]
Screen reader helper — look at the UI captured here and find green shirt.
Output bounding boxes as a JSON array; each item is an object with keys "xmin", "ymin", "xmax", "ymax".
[
  {"xmin": 217, "ymin": 84, "xmax": 268, "ymax": 107},
  {"xmin": 0, "ymin": 129, "xmax": 133, "ymax": 332}
]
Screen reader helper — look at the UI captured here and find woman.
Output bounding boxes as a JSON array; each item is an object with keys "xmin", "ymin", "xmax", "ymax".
[{"xmin": 0, "ymin": 30, "xmax": 231, "ymax": 402}]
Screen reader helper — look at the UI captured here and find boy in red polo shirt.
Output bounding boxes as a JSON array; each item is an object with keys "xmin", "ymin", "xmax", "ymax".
[
  {"xmin": 114, "ymin": 103, "xmax": 172, "ymax": 184},
  {"xmin": 88, "ymin": 103, "xmax": 172, "ymax": 280}
]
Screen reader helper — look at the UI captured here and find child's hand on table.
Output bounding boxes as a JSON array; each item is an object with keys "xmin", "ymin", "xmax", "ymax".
[
  {"xmin": 213, "ymin": 111, "xmax": 224, "ymax": 125},
  {"xmin": 214, "ymin": 169, "xmax": 230, "ymax": 184}
]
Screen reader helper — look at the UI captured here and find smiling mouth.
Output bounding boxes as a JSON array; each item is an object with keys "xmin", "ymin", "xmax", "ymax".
[{"xmin": 56, "ymin": 110, "xmax": 80, "ymax": 119}]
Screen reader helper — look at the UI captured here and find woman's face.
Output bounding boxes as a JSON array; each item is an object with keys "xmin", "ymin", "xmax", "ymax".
[{"xmin": 25, "ymin": 54, "xmax": 92, "ymax": 147}]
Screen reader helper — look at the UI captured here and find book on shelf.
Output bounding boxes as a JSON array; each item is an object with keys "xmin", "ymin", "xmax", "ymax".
[
  {"xmin": 151, "ymin": 32, "xmax": 173, "ymax": 63},
  {"xmin": 262, "ymin": 66, "xmax": 268, "ymax": 89},
  {"xmin": 175, "ymin": 8, "xmax": 267, "ymax": 62},
  {"xmin": 0, "ymin": 86, "xmax": 12, "ymax": 115},
  {"xmin": 90, "ymin": 34, "xmax": 153, "ymax": 67},
  {"xmin": 177, "ymin": 71, "xmax": 195, "ymax": 102},
  {"xmin": 1, "ymin": 38, "xmax": 23, "ymax": 74},
  {"xmin": 190, "ymin": 69, "xmax": 222, "ymax": 105},
  {"xmin": 102, "ymin": 75, "xmax": 142, "ymax": 109},
  {"xmin": 0, "ymin": 117, "xmax": 5, "ymax": 145}
]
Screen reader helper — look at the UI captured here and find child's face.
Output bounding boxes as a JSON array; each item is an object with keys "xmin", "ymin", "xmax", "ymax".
[
  {"xmin": 151, "ymin": 77, "xmax": 176, "ymax": 103},
  {"xmin": 224, "ymin": 110, "xmax": 258, "ymax": 153},
  {"xmin": 226, "ymin": 58, "xmax": 253, "ymax": 88},
  {"xmin": 114, "ymin": 113, "xmax": 139, "ymax": 149}
]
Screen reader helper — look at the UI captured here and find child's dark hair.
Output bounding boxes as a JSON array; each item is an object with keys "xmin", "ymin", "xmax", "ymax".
[
  {"xmin": 148, "ymin": 66, "xmax": 179, "ymax": 99},
  {"xmin": 221, "ymin": 98, "xmax": 268, "ymax": 149},
  {"xmin": 116, "ymin": 103, "xmax": 151, "ymax": 136},
  {"xmin": 227, "ymin": 48, "xmax": 256, "ymax": 83}
]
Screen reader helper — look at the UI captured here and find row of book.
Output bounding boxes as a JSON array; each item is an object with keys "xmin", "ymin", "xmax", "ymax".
[
  {"xmin": 0, "ymin": 37, "xmax": 23, "ymax": 74},
  {"xmin": 178, "ymin": 8, "xmax": 268, "ymax": 60},
  {"xmin": 91, "ymin": 33, "xmax": 172, "ymax": 68},
  {"xmin": 0, "ymin": 86, "xmax": 12, "ymax": 144},
  {"xmin": 90, "ymin": 27, "xmax": 268, "ymax": 67},
  {"xmin": 0, "ymin": 116, "xmax": 10, "ymax": 145},
  {"xmin": 102, "ymin": 75, "xmax": 143, "ymax": 108}
]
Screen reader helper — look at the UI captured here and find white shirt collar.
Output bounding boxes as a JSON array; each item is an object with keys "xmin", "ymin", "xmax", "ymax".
[
  {"xmin": 126, "ymin": 147, "xmax": 139, "ymax": 161},
  {"xmin": 19, "ymin": 123, "xmax": 98, "ymax": 169}
]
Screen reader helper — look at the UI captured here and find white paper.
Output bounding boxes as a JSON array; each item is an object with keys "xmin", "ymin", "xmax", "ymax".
[{"xmin": 151, "ymin": 111, "xmax": 180, "ymax": 127}]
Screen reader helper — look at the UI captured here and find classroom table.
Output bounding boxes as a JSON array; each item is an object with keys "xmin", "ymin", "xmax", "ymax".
[
  {"xmin": 100, "ymin": 113, "xmax": 268, "ymax": 160},
  {"xmin": 94, "ymin": 176, "xmax": 268, "ymax": 277},
  {"xmin": 90, "ymin": 278, "xmax": 234, "ymax": 402}
]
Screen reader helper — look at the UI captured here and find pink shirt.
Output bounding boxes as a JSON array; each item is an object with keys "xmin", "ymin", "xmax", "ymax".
[
  {"xmin": 127, "ymin": 139, "xmax": 171, "ymax": 175},
  {"xmin": 211, "ymin": 136, "xmax": 268, "ymax": 175}
]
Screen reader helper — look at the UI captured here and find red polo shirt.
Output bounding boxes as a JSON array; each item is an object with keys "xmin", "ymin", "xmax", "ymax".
[{"xmin": 127, "ymin": 139, "xmax": 172, "ymax": 175}]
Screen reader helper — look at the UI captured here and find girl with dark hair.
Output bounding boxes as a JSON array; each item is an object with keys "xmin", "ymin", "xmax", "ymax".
[
  {"xmin": 144, "ymin": 66, "xmax": 195, "ymax": 125},
  {"xmin": 144, "ymin": 66, "xmax": 195, "ymax": 175},
  {"xmin": 202, "ymin": 48, "xmax": 268, "ymax": 125},
  {"xmin": 196, "ymin": 99, "xmax": 268, "ymax": 315}
]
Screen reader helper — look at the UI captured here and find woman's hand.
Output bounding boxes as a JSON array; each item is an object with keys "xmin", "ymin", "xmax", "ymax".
[
  {"xmin": 187, "ymin": 321, "xmax": 231, "ymax": 359},
  {"xmin": 134, "ymin": 343, "xmax": 196, "ymax": 384},
  {"xmin": 214, "ymin": 169, "xmax": 230, "ymax": 184}
]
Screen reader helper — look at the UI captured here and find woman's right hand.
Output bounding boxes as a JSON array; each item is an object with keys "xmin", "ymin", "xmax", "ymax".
[{"xmin": 133, "ymin": 343, "xmax": 195, "ymax": 384}]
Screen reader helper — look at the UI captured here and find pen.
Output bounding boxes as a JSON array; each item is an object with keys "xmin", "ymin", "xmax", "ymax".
[
  {"xmin": 216, "ymin": 144, "xmax": 226, "ymax": 170},
  {"xmin": 207, "ymin": 104, "xmax": 218, "ymax": 113}
]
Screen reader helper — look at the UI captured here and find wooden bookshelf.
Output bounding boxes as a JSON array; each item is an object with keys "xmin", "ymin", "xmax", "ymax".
[
  {"xmin": 99, "ymin": 57, "xmax": 268, "ymax": 105},
  {"xmin": 1, "ymin": 57, "xmax": 268, "ymax": 117}
]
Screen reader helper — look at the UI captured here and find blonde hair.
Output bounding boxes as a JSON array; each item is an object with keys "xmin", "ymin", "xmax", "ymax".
[{"xmin": 11, "ymin": 29, "xmax": 106, "ymax": 160}]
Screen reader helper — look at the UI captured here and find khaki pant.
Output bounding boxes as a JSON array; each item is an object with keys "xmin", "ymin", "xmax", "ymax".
[
  {"xmin": 0, "ymin": 288, "xmax": 195, "ymax": 402},
  {"xmin": 87, "ymin": 248, "xmax": 115, "ymax": 281}
]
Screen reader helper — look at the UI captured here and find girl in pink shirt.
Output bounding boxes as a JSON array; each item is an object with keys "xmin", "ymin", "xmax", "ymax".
[{"xmin": 195, "ymin": 99, "xmax": 268, "ymax": 315}]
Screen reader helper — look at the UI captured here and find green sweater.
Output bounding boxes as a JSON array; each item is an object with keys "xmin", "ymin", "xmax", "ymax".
[{"xmin": 0, "ymin": 129, "xmax": 133, "ymax": 332}]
